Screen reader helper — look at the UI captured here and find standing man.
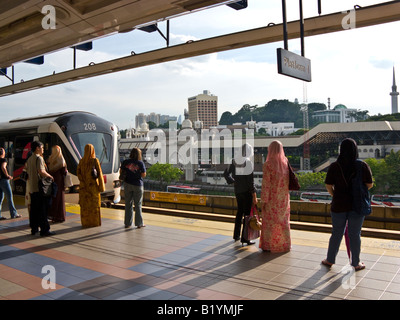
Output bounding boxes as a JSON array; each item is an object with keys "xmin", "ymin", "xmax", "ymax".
[{"xmin": 26, "ymin": 141, "xmax": 55, "ymax": 236}]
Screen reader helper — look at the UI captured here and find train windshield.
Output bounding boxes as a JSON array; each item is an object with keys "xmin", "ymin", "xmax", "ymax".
[{"xmin": 70, "ymin": 132, "xmax": 113, "ymax": 173}]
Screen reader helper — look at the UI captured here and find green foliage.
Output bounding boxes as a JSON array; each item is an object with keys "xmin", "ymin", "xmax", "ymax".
[
  {"xmin": 365, "ymin": 150, "xmax": 400, "ymax": 194},
  {"xmin": 219, "ymin": 111, "xmax": 233, "ymax": 125},
  {"xmin": 289, "ymin": 151, "xmax": 400, "ymax": 194},
  {"xmin": 297, "ymin": 171, "xmax": 327, "ymax": 190},
  {"xmin": 219, "ymin": 100, "xmax": 329, "ymax": 128},
  {"xmin": 146, "ymin": 163, "xmax": 183, "ymax": 183},
  {"xmin": 364, "ymin": 113, "xmax": 400, "ymax": 122}
]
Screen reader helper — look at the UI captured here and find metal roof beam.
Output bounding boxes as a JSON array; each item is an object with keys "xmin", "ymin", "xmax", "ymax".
[{"xmin": 1, "ymin": 1, "xmax": 400, "ymax": 97}]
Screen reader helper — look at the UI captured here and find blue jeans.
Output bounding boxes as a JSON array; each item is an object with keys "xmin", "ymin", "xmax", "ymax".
[
  {"xmin": 124, "ymin": 183, "xmax": 144, "ymax": 227},
  {"xmin": 327, "ymin": 210, "xmax": 365, "ymax": 267},
  {"xmin": 0, "ymin": 179, "xmax": 18, "ymax": 218}
]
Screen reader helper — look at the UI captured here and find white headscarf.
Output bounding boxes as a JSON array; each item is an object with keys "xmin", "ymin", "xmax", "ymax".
[{"xmin": 234, "ymin": 143, "xmax": 254, "ymax": 175}]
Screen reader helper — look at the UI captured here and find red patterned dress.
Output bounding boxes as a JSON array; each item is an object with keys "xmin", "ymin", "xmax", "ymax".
[{"xmin": 259, "ymin": 160, "xmax": 291, "ymax": 252}]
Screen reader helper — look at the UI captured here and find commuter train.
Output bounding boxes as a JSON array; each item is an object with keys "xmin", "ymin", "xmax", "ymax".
[
  {"xmin": 166, "ymin": 185, "xmax": 201, "ymax": 194},
  {"xmin": 0, "ymin": 111, "xmax": 121, "ymax": 204},
  {"xmin": 300, "ymin": 192, "xmax": 332, "ymax": 203},
  {"xmin": 371, "ymin": 194, "xmax": 400, "ymax": 206}
]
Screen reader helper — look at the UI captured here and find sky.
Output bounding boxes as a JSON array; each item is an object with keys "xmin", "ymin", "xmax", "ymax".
[{"xmin": 1, "ymin": 0, "xmax": 400, "ymax": 130}]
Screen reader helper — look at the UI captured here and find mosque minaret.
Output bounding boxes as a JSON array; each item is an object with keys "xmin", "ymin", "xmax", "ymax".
[{"xmin": 390, "ymin": 67, "xmax": 399, "ymax": 114}]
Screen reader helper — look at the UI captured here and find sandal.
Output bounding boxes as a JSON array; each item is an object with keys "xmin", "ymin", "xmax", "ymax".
[
  {"xmin": 12, "ymin": 214, "xmax": 21, "ymax": 219},
  {"xmin": 321, "ymin": 259, "xmax": 333, "ymax": 267},
  {"xmin": 354, "ymin": 263, "xmax": 366, "ymax": 271}
]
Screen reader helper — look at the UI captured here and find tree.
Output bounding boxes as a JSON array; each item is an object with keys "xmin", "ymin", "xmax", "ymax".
[
  {"xmin": 257, "ymin": 128, "xmax": 268, "ymax": 135},
  {"xmin": 146, "ymin": 163, "xmax": 183, "ymax": 183},
  {"xmin": 348, "ymin": 110, "xmax": 370, "ymax": 121},
  {"xmin": 365, "ymin": 150, "xmax": 400, "ymax": 194},
  {"xmin": 297, "ymin": 171, "xmax": 327, "ymax": 190},
  {"xmin": 365, "ymin": 113, "xmax": 400, "ymax": 122},
  {"xmin": 219, "ymin": 111, "xmax": 233, "ymax": 125},
  {"xmin": 119, "ymin": 129, "xmax": 127, "ymax": 139},
  {"xmin": 147, "ymin": 121, "xmax": 157, "ymax": 130}
]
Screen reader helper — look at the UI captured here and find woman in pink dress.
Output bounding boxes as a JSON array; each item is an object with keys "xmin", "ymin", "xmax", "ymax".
[{"xmin": 260, "ymin": 140, "xmax": 291, "ymax": 253}]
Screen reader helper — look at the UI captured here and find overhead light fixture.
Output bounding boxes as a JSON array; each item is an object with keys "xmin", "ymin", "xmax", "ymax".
[
  {"xmin": 24, "ymin": 56, "xmax": 44, "ymax": 65},
  {"xmin": 227, "ymin": 0, "xmax": 247, "ymax": 10},
  {"xmin": 73, "ymin": 42, "xmax": 93, "ymax": 51},
  {"xmin": 138, "ymin": 24, "xmax": 158, "ymax": 33}
]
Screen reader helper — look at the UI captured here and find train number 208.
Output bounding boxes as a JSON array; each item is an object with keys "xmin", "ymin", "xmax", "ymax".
[{"xmin": 83, "ymin": 123, "xmax": 97, "ymax": 131}]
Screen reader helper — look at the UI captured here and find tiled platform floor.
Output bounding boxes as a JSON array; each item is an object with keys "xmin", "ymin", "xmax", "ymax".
[{"xmin": 0, "ymin": 200, "xmax": 400, "ymax": 301}]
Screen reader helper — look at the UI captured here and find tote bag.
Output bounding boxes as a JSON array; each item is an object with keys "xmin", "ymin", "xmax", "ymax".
[{"xmin": 288, "ymin": 162, "xmax": 300, "ymax": 191}]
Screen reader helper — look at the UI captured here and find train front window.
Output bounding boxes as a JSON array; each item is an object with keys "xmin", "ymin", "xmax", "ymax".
[{"xmin": 70, "ymin": 132, "xmax": 112, "ymax": 173}]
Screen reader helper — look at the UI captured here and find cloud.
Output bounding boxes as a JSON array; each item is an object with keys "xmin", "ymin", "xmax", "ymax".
[{"xmin": 369, "ymin": 59, "xmax": 393, "ymax": 70}]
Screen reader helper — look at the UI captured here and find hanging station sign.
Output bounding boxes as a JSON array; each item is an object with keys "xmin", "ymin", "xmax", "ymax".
[{"xmin": 277, "ymin": 48, "xmax": 311, "ymax": 82}]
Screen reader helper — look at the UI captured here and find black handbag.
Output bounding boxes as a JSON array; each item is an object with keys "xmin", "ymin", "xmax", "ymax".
[
  {"xmin": 119, "ymin": 167, "xmax": 127, "ymax": 181},
  {"xmin": 288, "ymin": 162, "xmax": 300, "ymax": 191},
  {"xmin": 38, "ymin": 177, "xmax": 54, "ymax": 197},
  {"xmin": 91, "ymin": 159, "xmax": 98, "ymax": 179},
  {"xmin": 36, "ymin": 157, "xmax": 58, "ymax": 197}
]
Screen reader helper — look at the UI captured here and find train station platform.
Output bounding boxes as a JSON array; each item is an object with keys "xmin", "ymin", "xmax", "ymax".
[{"xmin": 0, "ymin": 198, "xmax": 400, "ymax": 303}]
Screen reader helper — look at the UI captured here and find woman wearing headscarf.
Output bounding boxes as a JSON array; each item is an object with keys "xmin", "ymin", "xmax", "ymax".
[
  {"xmin": 322, "ymin": 138, "xmax": 373, "ymax": 271},
  {"xmin": 77, "ymin": 144, "xmax": 105, "ymax": 227},
  {"xmin": 224, "ymin": 143, "xmax": 257, "ymax": 245},
  {"xmin": 260, "ymin": 140, "xmax": 291, "ymax": 253},
  {"xmin": 47, "ymin": 145, "xmax": 67, "ymax": 222}
]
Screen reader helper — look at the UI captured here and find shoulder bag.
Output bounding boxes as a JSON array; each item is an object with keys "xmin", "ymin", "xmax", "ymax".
[
  {"xmin": 288, "ymin": 162, "xmax": 300, "ymax": 190},
  {"xmin": 119, "ymin": 161, "xmax": 127, "ymax": 181},
  {"xmin": 249, "ymin": 206, "xmax": 262, "ymax": 231},
  {"xmin": 91, "ymin": 159, "xmax": 98, "ymax": 179},
  {"xmin": 338, "ymin": 161, "xmax": 371, "ymax": 216},
  {"xmin": 37, "ymin": 157, "xmax": 58, "ymax": 197},
  {"xmin": 242, "ymin": 207, "xmax": 261, "ymax": 243}
]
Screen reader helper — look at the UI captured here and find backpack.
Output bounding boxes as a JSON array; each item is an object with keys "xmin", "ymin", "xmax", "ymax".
[{"xmin": 350, "ymin": 160, "xmax": 371, "ymax": 216}]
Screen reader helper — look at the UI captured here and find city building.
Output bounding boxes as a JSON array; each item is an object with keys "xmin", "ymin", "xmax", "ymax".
[
  {"xmin": 188, "ymin": 90, "xmax": 218, "ymax": 129},
  {"xmin": 391, "ymin": 67, "xmax": 399, "ymax": 114},
  {"xmin": 135, "ymin": 113, "xmax": 147, "ymax": 128},
  {"xmin": 160, "ymin": 114, "xmax": 177, "ymax": 125},
  {"xmin": 136, "ymin": 113, "xmax": 177, "ymax": 127},
  {"xmin": 311, "ymin": 104, "xmax": 357, "ymax": 123},
  {"xmin": 253, "ymin": 121, "xmax": 296, "ymax": 136},
  {"xmin": 147, "ymin": 112, "xmax": 160, "ymax": 126}
]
